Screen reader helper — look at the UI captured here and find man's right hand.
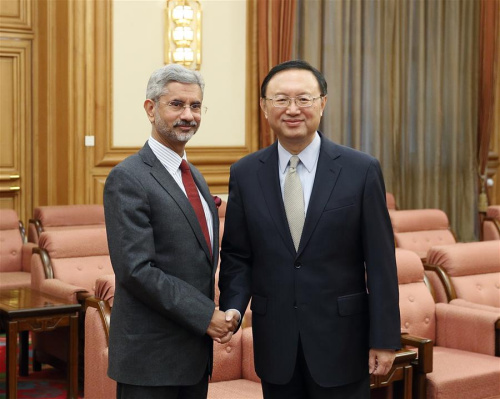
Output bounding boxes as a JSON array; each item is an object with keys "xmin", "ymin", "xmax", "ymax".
[{"xmin": 206, "ymin": 309, "xmax": 238, "ymax": 343}]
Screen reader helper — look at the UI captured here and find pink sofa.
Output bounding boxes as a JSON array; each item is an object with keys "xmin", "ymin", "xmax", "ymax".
[
  {"xmin": 396, "ymin": 248, "xmax": 500, "ymax": 399},
  {"xmin": 0, "ymin": 209, "xmax": 35, "ymax": 289},
  {"xmin": 28, "ymin": 204, "xmax": 105, "ymax": 244}
]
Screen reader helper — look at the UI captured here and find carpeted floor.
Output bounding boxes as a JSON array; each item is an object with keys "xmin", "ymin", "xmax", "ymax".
[{"xmin": 0, "ymin": 334, "xmax": 81, "ymax": 399}]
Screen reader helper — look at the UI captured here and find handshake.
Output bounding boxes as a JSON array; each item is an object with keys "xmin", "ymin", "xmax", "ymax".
[{"xmin": 206, "ymin": 309, "xmax": 239, "ymax": 344}]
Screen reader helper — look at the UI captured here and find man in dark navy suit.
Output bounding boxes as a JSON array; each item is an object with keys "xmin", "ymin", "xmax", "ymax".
[{"xmin": 219, "ymin": 60, "xmax": 401, "ymax": 399}]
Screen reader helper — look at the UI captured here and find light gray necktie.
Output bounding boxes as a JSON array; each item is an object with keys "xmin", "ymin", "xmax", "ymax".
[{"xmin": 284, "ymin": 155, "xmax": 305, "ymax": 251}]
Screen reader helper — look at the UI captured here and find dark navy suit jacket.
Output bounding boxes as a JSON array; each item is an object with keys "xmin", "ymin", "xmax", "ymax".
[{"xmin": 219, "ymin": 133, "xmax": 400, "ymax": 387}]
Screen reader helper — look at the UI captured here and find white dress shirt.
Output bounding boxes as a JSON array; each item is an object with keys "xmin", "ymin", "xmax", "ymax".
[{"xmin": 148, "ymin": 136, "xmax": 214, "ymax": 248}]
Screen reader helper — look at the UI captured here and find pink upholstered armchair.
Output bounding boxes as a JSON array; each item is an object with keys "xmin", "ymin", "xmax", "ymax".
[
  {"xmin": 396, "ymin": 248, "xmax": 500, "ymax": 399},
  {"xmin": 28, "ymin": 204, "xmax": 105, "ymax": 244},
  {"xmin": 389, "ymin": 209, "xmax": 457, "ymax": 261},
  {"xmin": 208, "ymin": 327, "xmax": 262, "ymax": 398},
  {"xmin": 425, "ymin": 241, "xmax": 500, "ymax": 306},
  {"xmin": 84, "ymin": 274, "xmax": 116, "ymax": 399},
  {"xmin": 0, "ymin": 209, "xmax": 35, "ymax": 289},
  {"xmin": 31, "ymin": 227, "xmax": 112, "ymax": 302},
  {"xmin": 482, "ymin": 205, "xmax": 500, "ymax": 241},
  {"xmin": 30, "ymin": 226, "xmax": 113, "ymax": 370}
]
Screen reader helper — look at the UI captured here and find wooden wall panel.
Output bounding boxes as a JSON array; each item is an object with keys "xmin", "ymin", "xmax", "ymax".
[
  {"xmin": 0, "ymin": 0, "xmax": 32, "ymax": 33},
  {"xmin": 88, "ymin": 0, "xmax": 257, "ymax": 198},
  {"xmin": 31, "ymin": 0, "xmax": 257, "ymax": 212},
  {"xmin": 0, "ymin": 38, "xmax": 32, "ymax": 223}
]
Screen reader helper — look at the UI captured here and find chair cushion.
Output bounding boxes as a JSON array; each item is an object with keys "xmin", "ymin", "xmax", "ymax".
[
  {"xmin": 34, "ymin": 204, "xmax": 105, "ymax": 227},
  {"xmin": 208, "ymin": 379, "xmax": 263, "ymax": 399},
  {"xmin": 427, "ymin": 347, "xmax": 500, "ymax": 399}
]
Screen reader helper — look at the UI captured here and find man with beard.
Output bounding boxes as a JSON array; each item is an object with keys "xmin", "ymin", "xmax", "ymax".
[{"xmin": 103, "ymin": 64, "xmax": 238, "ymax": 399}]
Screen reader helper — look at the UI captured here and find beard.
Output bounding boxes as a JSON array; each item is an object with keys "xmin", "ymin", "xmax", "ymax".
[{"xmin": 154, "ymin": 109, "xmax": 198, "ymax": 143}]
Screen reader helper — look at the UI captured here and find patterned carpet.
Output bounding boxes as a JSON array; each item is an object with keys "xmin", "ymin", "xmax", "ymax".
[{"xmin": 0, "ymin": 334, "xmax": 79, "ymax": 399}]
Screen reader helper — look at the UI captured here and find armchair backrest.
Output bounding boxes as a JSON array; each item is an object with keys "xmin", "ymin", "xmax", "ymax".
[
  {"xmin": 396, "ymin": 248, "xmax": 437, "ymax": 342},
  {"xmin": 390, "ymin": 209, "xmax": 456, "ymax": 260},
  {"xmin": 32, "ymin": 227, "xmax": 112, "ymax": 295},
  {"xmin": 426, "ymin": 241, "xmax": 500, "ymax": 307},
  {"xmin": 212, "ymin": 328, "xmax": 243, "ymax": 382},
  {"xmin": 487, "ymin": 205, "xmax": 500, "ymax": 221},
  {"xmin": 28, "ymin": 204, "xmax": 105, "ymax": 243},
  {"xmin": 482, "ymin": 205, "xmax": 500, "ymax": 241},
  {"xmin": 0, "ymin": 209, "xmax": 24, "ymax": 272},
  {"xmin": 386, "ymin": 192, "xmax": 397, "ymax": 210}
]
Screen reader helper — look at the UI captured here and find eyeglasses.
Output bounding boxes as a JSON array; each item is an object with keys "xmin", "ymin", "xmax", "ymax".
[
  {"xmin": 157, "ymin": 100, "xmax": 207, "ymax": 114},
  {"xmin": 263, "ymin": 95, "xmax": 324, "ymax": 108}
]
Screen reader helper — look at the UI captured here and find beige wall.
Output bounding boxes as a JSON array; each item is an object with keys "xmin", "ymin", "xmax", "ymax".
[{"xmin": 113, "ymin": 0, "xmax": 247, "ymax": 148}]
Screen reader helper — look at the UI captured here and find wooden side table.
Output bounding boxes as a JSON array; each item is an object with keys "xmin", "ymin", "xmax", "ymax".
[
  {"xmin": 370, "ymin": 349, "xmax": 417, "ymax": 399},
  {"xmin": 0, "ymin": 287, "xmax": 81, "ymax": 399}
]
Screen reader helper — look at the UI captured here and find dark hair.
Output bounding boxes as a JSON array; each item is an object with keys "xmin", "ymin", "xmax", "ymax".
[{"xmin": 260, "ymin": 60, "xmax": 327, "ymax": 98}]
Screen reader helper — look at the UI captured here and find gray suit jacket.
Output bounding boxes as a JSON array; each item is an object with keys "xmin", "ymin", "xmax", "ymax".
[{"xmin": 104, "ymin": 142, "xmax": 219, "ymax": 386}]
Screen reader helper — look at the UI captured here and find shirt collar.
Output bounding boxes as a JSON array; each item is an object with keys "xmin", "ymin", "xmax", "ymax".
[
  {"xmin": 277, "ymin": 132, "xmax": 321, "ymax": 174},
  {"xmin": 148, "ymin": 136, "xmax": 187, "ymax": 174}
]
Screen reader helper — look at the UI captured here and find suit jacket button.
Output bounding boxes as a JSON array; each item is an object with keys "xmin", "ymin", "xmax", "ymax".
[{"xmin": 294, "ymin": 261, "xmax": 302, "ymax": 269}]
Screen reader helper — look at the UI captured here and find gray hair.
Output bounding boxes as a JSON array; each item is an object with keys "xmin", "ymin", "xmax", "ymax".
[{"xmin": 146, "ymin": 64, "xmax": 205, "ymax": 101}]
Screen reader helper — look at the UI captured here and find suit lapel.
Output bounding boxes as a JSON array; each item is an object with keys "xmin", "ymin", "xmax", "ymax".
[
  {"xmin": 140, "ymin": 144, "xmax": 214, "ymax": 264},
  {"xmin": 297, "ymin": 138, "xmax": 342, "ymax": 256},
  {"xmin": 257, "ymin": 144, "xmax": 297, "ymax": 256}
]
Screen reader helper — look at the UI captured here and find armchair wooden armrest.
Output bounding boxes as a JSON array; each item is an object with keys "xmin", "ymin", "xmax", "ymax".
[
  {"xmin": 28, "ymin": 218, "xmax": 44, "ymax": 243},
  {"xmin": 370, "ymin": 348, "xmax": 417, "ymax": 399},
  {"xmin": 400, "ymin": 334, "xmax": 433, "ymax": 399},
  {"xmin": 85, "ymin": 296, "xmax": 111, "ymax": 344},
  {"xmin": 424, "ymin": 263, "xmax": 455, "ymax": 302},
  {"xmin": 400, "ymin": 334, "xmax": 433, "ymax": 374},
  {"xmin": 32, "ymin": 247, "xmax": 54, "ymax": 279}
]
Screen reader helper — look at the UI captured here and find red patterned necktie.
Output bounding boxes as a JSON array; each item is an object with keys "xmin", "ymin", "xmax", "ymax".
[{"xmin": 180, "ymin": 160, "xmax": 212, "ymax": 256}]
